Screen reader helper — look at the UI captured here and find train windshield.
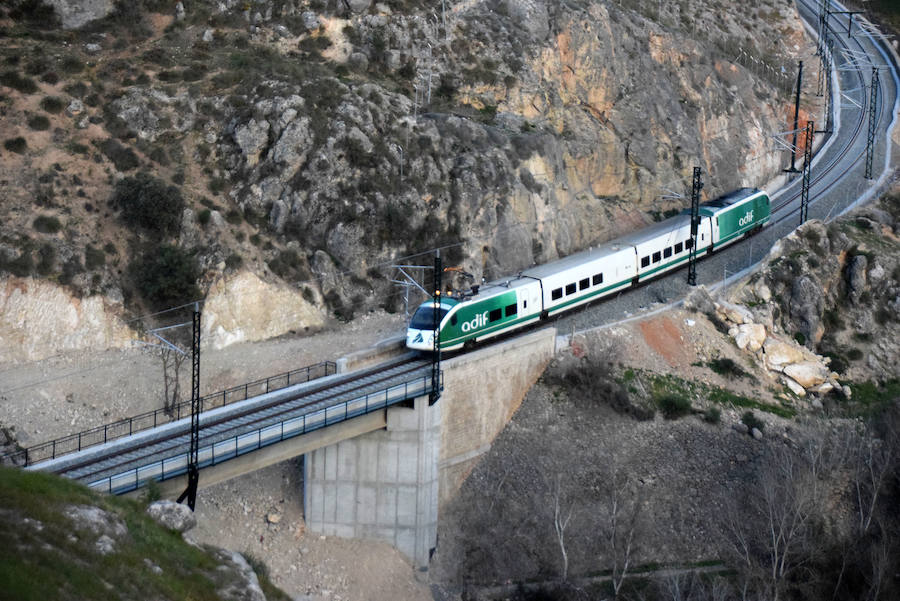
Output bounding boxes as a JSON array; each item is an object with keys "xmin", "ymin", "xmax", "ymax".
[{"xmin": 409, "ymin": 305, "xmax": 449, "ymax": 329}]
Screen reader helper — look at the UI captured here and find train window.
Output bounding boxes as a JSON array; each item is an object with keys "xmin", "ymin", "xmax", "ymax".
[
  {"xmin": 489, "ymin": 308, "xmax": 502, "ymax": 322},
  {"xmin": 674, "ymin": 242, "xmax": 683, "ymax": 254},
  {"xmin": 552, "ymin": 288, "xmax": 563, "ymax": 300},
  {"xmin": 505, "ymin": 303, "xmax": 517, "ymax": 317},
  {"xmin": 592, "ymin": 273, "xmax": 603, "ymax": 285},
  {"xmin": 579, "ymin": 278, "xmax": 589, "ymax": 290},
  {"xmin": 523, "ymin": 300, "xmax": 527, "ymax": 309},
  {"xmin": 641, "ymin": 256, "xmax": 650, "ymax": 268},
  {"xmin": 686, "ymin": 238, "xmax": 693, "ymax": 249},
  {"xmin": 663, "ymin": 247, "xmax": 672, "ymax": 259},
  {"xmin": 652, "ymin": 251, "xmax": 661, "ymax": 263},
  {"xmin": 565, "ymin": 283, "xmax": 576, "ymax": 295},
  {"xmin": 451, "ymin": 315, "xmax": 458, "ymax": 326}
]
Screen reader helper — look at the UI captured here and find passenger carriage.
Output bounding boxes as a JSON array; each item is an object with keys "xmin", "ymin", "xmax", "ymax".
[{"xmin": 406, "ymin": 188, "xmax": 770, "ymax": 352}]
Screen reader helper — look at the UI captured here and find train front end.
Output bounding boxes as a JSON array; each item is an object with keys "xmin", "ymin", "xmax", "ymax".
[{"xmin": 406, "ymin": 297, "xmax": 457, "ymax": 351}]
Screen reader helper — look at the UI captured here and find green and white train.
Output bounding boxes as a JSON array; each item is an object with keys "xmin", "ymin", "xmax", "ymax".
[{"xmin": 406, "ymin": 188, "xmax": 770, "ymax": 352}]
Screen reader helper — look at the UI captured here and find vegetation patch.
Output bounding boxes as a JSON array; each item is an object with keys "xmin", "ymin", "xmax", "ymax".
[
  {"xmin": 111, "ymin": 173, "xmax": 185, "ymax": 239},
  {"xmin": 129, "ymin": 244, "xmax": 199, "ymax": 311},
  {"xmin": 0, "ymin": 466, "xmax": 290, "ymax": 601},
  {"xmin": 4, "ymin": 136, "xmax": 27, "ymax": 153},
  {"xmin": 33, "ymin": 214, "xmax": 62, "ymax": 234},
  {"xmin": 39, "ymin": 95, "xmax": 64, "ymax": 113},
  {"xmin": 99, "ymin": 138, "xmax": 140, "ymax": 171},
  {"xmin": 0, "ymin": 70, "xmax": 38, "ymax": 93},
  {"xmin": 26, "ymin": 114, "xmax": 50, "ymax": 130}
]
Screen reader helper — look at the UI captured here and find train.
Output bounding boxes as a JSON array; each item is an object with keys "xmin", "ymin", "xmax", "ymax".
[{"xmin": 406, "ymin": 187, "xmax": 770, "ymax": 352}]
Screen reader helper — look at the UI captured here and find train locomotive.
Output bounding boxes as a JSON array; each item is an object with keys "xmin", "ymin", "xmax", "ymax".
[{"xmin": 406, "ymin": 188, "xmax": 770, "ymax": 352}]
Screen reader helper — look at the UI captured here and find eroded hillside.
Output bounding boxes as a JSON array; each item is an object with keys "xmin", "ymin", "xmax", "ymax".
[{"xmin": 0, "ymin": 0, "xmax": 813, "ymax": 354}]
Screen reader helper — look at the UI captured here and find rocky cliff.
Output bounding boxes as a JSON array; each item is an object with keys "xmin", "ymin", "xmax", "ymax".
[{"xmin": 0, "ymin": 0, "xmax": 812, "ymax": 354}]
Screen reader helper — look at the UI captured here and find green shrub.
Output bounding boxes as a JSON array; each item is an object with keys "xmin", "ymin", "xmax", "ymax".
[
  {"xmin": 39, "ymin": 96, "xmax": 65, "ymax": 114},
  {"xmin": 793, "ymin": 331, "xmax": 806, "ymax": 346},
  {"xmin": 197, "ymin": 209, "xmax": 211, "ymax": 225},
  {"xmin": 225, "ymin": 253, "xmax": 243, "ymax": 270},
  {"xmin": 702, "ymin": 406, "xmax": 721, "ymax": 424},
  {"xmin": 99, "ymin": 138, "xmax": 140, "ymax": 171},
  {"xmin": 658, "ymin": 394, "xmax": 692, "ymax": 419},
  {"xmin": 225, "ymin": 209, "xmax": 242, "ymax": 225},
  {"xmin": 27, "ymin": 114, "xmax": 50, "ymax": 130},
  {"xmin": 707, "ymin": 357, "xmax": 748, "ymax": 379},
  {"xmin": 847, "ymin": 347, "xmax": 864, "ymax": 361},
  {"xmin": 33, "ymin": 215, "xmax": 62, "ymax": 233},
  {"xmin": 111, "ymin": 173, "xmax": 185, "ymax": 238},
  {"xmin": 741, "ymin": 411, "xmax": 764, "ymax": 432},
  {"xmin": 36, "ymin": 243, "xmax": 55, "ymax": 275},
  {"xmin": 130, "ymin": 244, "xmax": 199, "ymax": 310},
  {"xmin": 0, "ymin": 70, "xmax": 38, "ymax": 93},
  {"xmin": 85, "ymin": 244, "xmax": 105, "ymax": 270},
  {"xmin": 4, "ymin": 137, "xmax": 27, "ymax": 153},
  {"xmin": 1, "ymin": 250, "xmax": 34, "ymax": 276},
  {"xmin": 60, "ymin": 56, "xmax": 83, "ymax": 74},
  {"xmin": 39, "ymin": 72, "xmax": 59, "ymax": 85}
]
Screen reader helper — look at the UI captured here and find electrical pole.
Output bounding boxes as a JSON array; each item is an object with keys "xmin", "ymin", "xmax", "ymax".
[
  {"xmin": 430, "ymin": 250, "xmax": 442, "ymax": 405},
  {"xmin": 865, "ymin": 68, "xmax": 880, "ymax": 180},
  {"xmin": 176, "ymin": 303, "xmax": 201, "ymax": 511},
  {"xmin": 800, "ymin": 120, "xmax": 814, "ymax": 225},
  {"xmin": 785, "ymin": 61, "xmax": 803, "ymax": 173},
  {"xmin": 687, "ymin": 167, "xmax": 702, "ymax": 286},
  {"xmin": 817, "ymin": 39, "xmax": 833, "ymax": 134}
]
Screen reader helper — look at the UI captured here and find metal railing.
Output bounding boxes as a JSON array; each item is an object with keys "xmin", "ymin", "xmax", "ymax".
[
  {"xmin": 88, "ymin": 371, "xmax": 440, "ymax": 495},
  {"xmin": 3, "ymin": 361, "xmax": 336, "ymax": 467}
]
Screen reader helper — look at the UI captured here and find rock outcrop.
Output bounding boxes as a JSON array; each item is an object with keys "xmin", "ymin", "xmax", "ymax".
[
  {"xmin": 0, "ymin": 278, "xmax": 134, "ymax": 363},
  {"xmin": 46, "ymin": 0, "xmax": 115, "ymax": 29},
  {"xmin": 146, "ymin": 500, "xmax": 197, "ymax": 533},
  {"xmin": 202, "ymin": 271, "xmax": 325, "ymax": 350}
]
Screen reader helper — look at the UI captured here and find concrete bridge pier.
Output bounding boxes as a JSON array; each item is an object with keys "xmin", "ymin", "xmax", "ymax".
[{"xmin": 303, "ymin": 394, "xmax": 440, "ymax": 567}]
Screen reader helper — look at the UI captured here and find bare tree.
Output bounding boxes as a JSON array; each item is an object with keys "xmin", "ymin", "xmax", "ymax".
[
  {"xmin": 160, "ymin": 344, "xmax": 187, "ymax": 416},
  {"xmin": 600, "ymin": 457, "xmax": 644, "ymax": 598},
  {"xmin": 552, "ymin": 473, "xmax": 575, "ymax": 580},
  {"xmin": 721, "ymin": 442, "xmax": 825, "ymax": 601}
]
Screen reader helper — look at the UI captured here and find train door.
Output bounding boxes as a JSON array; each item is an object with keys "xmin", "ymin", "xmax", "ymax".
[{"xmin": 521, "ymin": 285, "xmax": 540, "ymax": 316}]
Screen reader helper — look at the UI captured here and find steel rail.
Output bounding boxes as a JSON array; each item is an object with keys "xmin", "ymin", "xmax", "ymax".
[
  {"xmin": 2, "ymin": 361, "xmax": 337, "ymax": 467},
  {"xmin": 59, "ymin": 358, "xmax": 430, "ymax": 484}
]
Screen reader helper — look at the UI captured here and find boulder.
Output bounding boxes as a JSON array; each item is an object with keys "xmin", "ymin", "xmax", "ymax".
[
  {"xmin": 234, "ymin": 119, "xmax": 271, "ymax": 168},
  {"xmin": 301, "ymin": 10, "xmax": 320, "ymax": 30},
  {"xmin": 783, "ymin": 361, "xmax": 829, "ymax": 389},
  {"xmin": 47, "ymin": 0, "xmax": 114, "ymax": 29},
  {"xmin": 847, "ymin": 254, "xmax": 868, "ymax": 305},
  {"xmin": 751, "ymin": 428, "xmax": 763, "ymax": 440},
  {"xmin": 733, "ymin": 323, "xmax": 766, "ymax": 352},
  {"xmin": 716, "ymin": 301, "xmax": 754, "ymax": 325},
  {"xmin": 782, "ymin": 375, "xmax": 806, "ymax": 397},
  {"xmin": 732, "ymin": 423, "xmax": 749, "ymax": 435},
  {"xmin": 789, "ymin": 275, "xmax": 825, "ymax": 345},
  {"xmin": 147, "ymin": 500, "xmax": 197, "ymax": 533},
  {"xmin": 215, "ymin": 550, "xmax": 267, "ymax": 601},
  {"xmin": 763, "ymin": 338, "xmax": 805, "ymax": 370}
]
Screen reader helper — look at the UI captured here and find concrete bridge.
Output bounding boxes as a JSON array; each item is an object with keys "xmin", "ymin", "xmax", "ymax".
[{"xmin": 19, "ymin": 327, "xmax": 556, "ymax": 567}]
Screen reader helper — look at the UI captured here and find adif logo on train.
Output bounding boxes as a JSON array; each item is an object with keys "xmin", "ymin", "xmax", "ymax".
[
  {"xmin": 461, "ymin": 312, "xmax": 490, "ymax": 332},
  {"xmin": 738, "ymin": 210, "xmax": 755, "ymax": 227}
]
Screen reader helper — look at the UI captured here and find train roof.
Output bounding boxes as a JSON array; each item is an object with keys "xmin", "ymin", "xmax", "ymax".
[
  {"xmin": 611, "ymin": 213, "xmax": 693, "ymax": 246},
  {"xmin": 700, "ymin": 187, "xmax": 763, "ymax": 208},
  {"xmin": 520, "ymin": 241, "xmax": 634, "ymax": 279}
]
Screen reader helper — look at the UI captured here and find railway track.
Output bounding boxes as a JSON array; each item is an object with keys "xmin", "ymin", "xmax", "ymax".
[{"xmin": 35, "ymin": 354, "xmax": 430, "ymax": 493}]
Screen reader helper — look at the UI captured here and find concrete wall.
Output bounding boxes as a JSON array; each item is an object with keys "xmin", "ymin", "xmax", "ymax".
[
  {"xmin": 438, "ymin": 327, "xmax": 556, "ymax": 507},
  {"xmin": 304, "ymin": 396, "xmax": 440, "ymax": 567}
]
